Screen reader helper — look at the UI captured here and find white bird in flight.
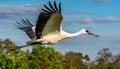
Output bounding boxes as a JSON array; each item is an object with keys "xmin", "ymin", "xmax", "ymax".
[{"xmin": 16, "ymin": 1, "xmax": 98, "ymax": 47}]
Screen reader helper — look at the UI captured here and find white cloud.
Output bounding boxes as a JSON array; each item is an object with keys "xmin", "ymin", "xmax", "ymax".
[
  {"xmin": 0, "ymin": 4, "xmax": 40, "ymax": 19},
  {"xmin": 0, "ymin": 4, "xmax": 119, "ymax": 23},
  {"xmin": 0, "ymin": 4, "xmax": 96, "ymax": 21},
  {"xmin": 63, "ymin": 11, "xmax": 96, "ymax": 15},
  {"xmin": 95, "ymin": 16, "xmax": 120, "ymax": 22},
  {"xmin": 63, "ymin": 16, "xmax": 120, "ymax": 23}
]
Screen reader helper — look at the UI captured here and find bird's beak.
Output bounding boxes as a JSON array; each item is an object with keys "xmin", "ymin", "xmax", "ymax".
[{"xmin": 88, "ymin": 32, "xmax": 99, "ymax": 37}]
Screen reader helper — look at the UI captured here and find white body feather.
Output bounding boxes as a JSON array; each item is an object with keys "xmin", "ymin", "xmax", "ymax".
[{"xmin": 33, "ymin": 29, "xmax": 87, "ymax": 44}]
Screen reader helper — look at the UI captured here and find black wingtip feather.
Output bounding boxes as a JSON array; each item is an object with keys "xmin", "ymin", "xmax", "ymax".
[
  {"xmin": 16, "ymin": 19, "xmax": 36, "ymax": 39},
  {"xmin": 44, "ymin": 4, "xmax": 54, "ymax": 13},
  {"xmin": 41, "ymin": 1, "xmax": 62, "ymax": 13},
  {"xmin": 41, "ymin": 8, "xmax": 52, "ymax": 13},
  {"xmin": 26, "ymin": 19, "xmax": 34, "ymax": 26},
  {"xmin": 59, "ymin": 2, "xmax": 61, "ymax": 13},
  {"xmin": 21, "ymin": 19, "xmax": 33, "ymax": 27},
  {"xmin": 49, "ymin": 1, "xmax": 56, "ymax": 12},
  {"xmin": 54, "ymin": 1, "xmax": 59, "ymax": 12},
  {"xmin": 16, "ymin": 21, "xmax": 24, "ymax": 27},
  {"xmin": 16, "ymin": 19, "xmax": 34, "ymax": 28},
  {"xmin": 21, "ymin": 19, "xmax": 28, "ymax": 25}
]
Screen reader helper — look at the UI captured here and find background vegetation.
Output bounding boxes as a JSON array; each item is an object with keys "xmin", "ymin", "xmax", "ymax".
[{"xmin": 0, "ymin": 39, "xmax": 120, "ymax": 69}]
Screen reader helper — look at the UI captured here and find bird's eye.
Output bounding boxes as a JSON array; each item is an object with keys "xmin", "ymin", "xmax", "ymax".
[{"xmin": 86, "ymin": 30, "xmax": 89, "ymax": 33}]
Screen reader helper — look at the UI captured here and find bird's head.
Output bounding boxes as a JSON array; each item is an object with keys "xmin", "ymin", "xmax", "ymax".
[{"xmin": 80, "ymin": 29, "xmax": 99, "ymax": 37}]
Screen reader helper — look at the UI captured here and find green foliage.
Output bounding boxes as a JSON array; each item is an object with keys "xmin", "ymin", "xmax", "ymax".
[
  {"xmin": 29, "ymin": 45, "xmax": 63, "ymax": 69},
  {"xmin": 14, "ymin": 50, "xmax": 29, "ymax": 69},
  {"xmin": 0, "ymin": 39, "xmax": 4, "ymax": 53},
  {"xmin": 0, "ymin": 53, "xmax": 15, "ymax": 69},
  {"xmin": 0, "ymin": 39, "xmax": 63, "ymax": 69},
  {"xmin": 63, "ymin": 51, "xmax": 88, "ymax": 69},
  {"xmin": 1, "ymin": 39, "xmax": 120, "ymax": 69}
]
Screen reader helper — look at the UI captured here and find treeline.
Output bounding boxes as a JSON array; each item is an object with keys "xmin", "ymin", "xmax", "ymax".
[{"xmin": 0, "ymin": 39, "xmax": 120, "ymax": 69}]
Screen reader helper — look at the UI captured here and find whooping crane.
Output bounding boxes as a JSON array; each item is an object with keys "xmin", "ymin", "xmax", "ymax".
[{"xmin": 16, "ymin": 1, "xmax": 99, "ymax": 46}]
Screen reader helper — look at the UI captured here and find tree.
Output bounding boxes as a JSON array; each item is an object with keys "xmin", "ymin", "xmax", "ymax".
[
  {"xmin": 3, "ymin": 39, "xmax": 120, "ymax": 69},
  {"xmin": 97, "ymin": 48, "xmax": 112, "ymax": 63},
  {"xmin": 4, "ymin": 39, "xmax": 18, "ymax": 52},
  {"xmin": 96, "ymin": 48, "xmax": 114, "ymax": 69},
  {"xmin": 0, "ymin": 53, "xmax": 15, "ymax": 69},
  {"xmin": 0, "ymin": 39, "xmax": 4, "ymax": 53},
  {"xmin": 28, "ymin": 45, "xmax": 63, "ymax": 69},
  {"xmin": 63, "ymin": 51, "xmax": 89, "ymax": 69},
  {"xmin": 112, "ymin": 54, "xmax": 120, "ymax": 69},
  {"xmin": 0, "ymin": 39, "xmax": 63, "ymax": 69}
]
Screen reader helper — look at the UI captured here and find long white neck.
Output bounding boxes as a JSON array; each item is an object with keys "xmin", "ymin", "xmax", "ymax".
[
  {"xmin": 68, "ymin": 31, "xmax": 85, "ymax": 37},
  {"xmin": 61, "ymin": 30, "xmax": 85, "ymax": 38}
]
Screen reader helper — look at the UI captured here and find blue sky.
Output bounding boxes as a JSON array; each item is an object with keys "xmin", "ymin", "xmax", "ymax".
[{"xmin": 0, "ymin": 0, "xmax": 120, "ymax": 60}]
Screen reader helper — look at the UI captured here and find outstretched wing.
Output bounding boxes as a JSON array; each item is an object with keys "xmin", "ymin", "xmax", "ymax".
[
  {"xmin": 15, "ymin": 19, "xmax": 36, "ymax": 39},
  {"xmin": 35, "ymin": 1, "xmax": 63, "ymax": 39}
]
